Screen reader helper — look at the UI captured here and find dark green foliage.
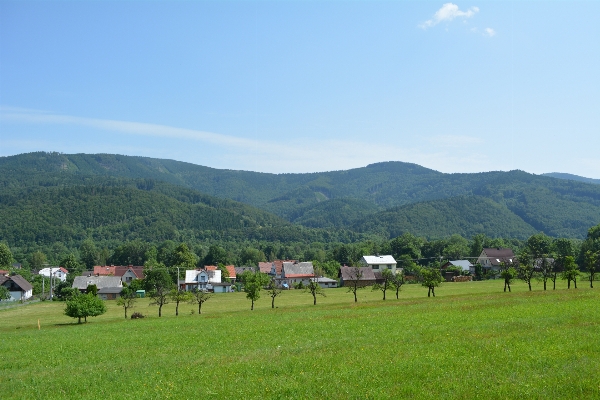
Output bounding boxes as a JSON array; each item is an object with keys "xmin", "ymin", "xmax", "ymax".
[
  {"xmin": 86, "ymin": 284, "xmax": 98, "ymax": 297},
  {"xmin": 421, "ymin": 268, "xmax": 442, "ymax": 297},
  {"xmin": 0, "ymin": 243, "xmax": 13, "ymax": 268},
  {"xmin": 130, "ymin": 312, "xmax": 145, "ymax": 319},
  {"xmin": 0, "ymin": 286, "xmax": 11, "ymax": 300}
]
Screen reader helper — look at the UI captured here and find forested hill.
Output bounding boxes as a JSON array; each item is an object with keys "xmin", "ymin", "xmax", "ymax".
[
  {"xmin": 0, "ymin": 178, "xmax": 365, "ymax": 248},
  {"xmin": 2, "ymin": 152, "xmax": 600, "ymax": 240},
  {"xmin": 542, "ymin": 172, "xmax": 600, "ymax": 185}
]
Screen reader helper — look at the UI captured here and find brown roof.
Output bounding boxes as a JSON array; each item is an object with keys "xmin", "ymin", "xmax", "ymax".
[
  {"xmin": 259, "ymin": 260, "xmax": 296, "ymax": 275},
  {"xmin": 204, "ymin": 265, "xmax": 218, "ymax": 271},
  {"xmin": 480, "ymin": 248, "xmax": 515, "ymax": 266},
  {"xmin": 339, "ymin": 266, "xmax": 376, "ymax": 281},
  {"xmin": 0, "ymin": 275, "xmax": 33, "ymax": 292}
]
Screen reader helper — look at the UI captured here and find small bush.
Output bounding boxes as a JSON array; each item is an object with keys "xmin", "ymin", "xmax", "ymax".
[{"xmin": 130, "ymin": 312, "xmax": 145, "ymax": 319}]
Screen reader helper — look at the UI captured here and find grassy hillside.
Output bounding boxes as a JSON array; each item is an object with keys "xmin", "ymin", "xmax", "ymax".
[
  {"xmin": 3, "ymin": 152, "xmax": 600, "ymax": 239},
  {"xmin": 2, "ymin": 282, "xmax": 599, "ymax": 399}
]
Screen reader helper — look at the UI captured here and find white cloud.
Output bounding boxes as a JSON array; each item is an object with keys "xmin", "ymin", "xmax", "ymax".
[
  {"xmin": 420, "ymin": 3, "xmax": 479, "ymax": 29},
  {"xmin": 484, "ymin": 28, "xmax": 496, "ymax": 37}
]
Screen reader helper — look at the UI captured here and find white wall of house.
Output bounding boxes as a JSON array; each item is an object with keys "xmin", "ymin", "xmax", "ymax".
[{"xmin": 8, "ymin": 289, "xmax": 32, "ymax": 301}]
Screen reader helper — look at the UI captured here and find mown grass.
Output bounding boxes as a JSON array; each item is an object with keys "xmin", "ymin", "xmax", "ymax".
[{"xmin": 1, "ymin": 280, "xmax": 599, "ymax": 399}]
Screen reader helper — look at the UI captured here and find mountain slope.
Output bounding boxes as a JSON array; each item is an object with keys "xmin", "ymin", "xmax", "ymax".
[
  {"xmin": 3, "ymin": 152, "xmax": 600, "ymax": 239},
  {"xmin": 353, "ymin": 196, "xmax": 538, "ymax": 240},
  {"xmin": 542, "ymin": 172, "xmax": 600, "ymax": 185}
]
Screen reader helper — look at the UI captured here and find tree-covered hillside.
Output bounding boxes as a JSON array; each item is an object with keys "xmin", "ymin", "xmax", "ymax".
[{"xmin": 2, "ymin": 152, "xmax": 600, "ymax": 239}]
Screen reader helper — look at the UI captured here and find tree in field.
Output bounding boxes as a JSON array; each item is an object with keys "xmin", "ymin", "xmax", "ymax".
[
  {"xmin": 421, "ymin": 268, "xmax": 442, "ymax": 297},
  {"xmin": 266, "ymin": 281, "xmax": 283, "ymax": 308},
  {"xmin": 189, "ymin": 289, "xmax": 212, "ymax": 314},
  {"xmin": 536, "ymin": 257, "xmax": 554, "ymax": 291},
  {"xmin": 516, "ymin": 251, "xmax": 536, "ymax": 291},
  {"xmin": 389, "ymin": 269, "xmax": 405, "ymax": 299},
  {"xmin": 499, "ymin": 263, "xmax": 517, "ymax": 292},
  {"xmin": 346, "ymin": 266, "xmax": 364, "ymax": 303},
  {"xmin": 117, "ymin": 286, "xmax": 137, "ymax": 319},
  {"xmin": 305, "ymin": 271, "xmax": 325, "ymax": 306},
  {"xmin": 584, "ymin": 251, "xmax": 598, "ymax": 289},
  {"xmin": 561, "ymin": 256, "xmax": 579, "ymax": 289},
  {"xmin": 64, "ymin": 293, "xmax": 107, "ymax": 324},
  {"xmin": 552, "ymin": 238, "xmax": 574, "ymax": 290},
  {"xmin": 0, "ymin": 243, "xmax": 14, "ymax": 269},
  {"xmin": 0, "ymin": 286, "xmax": 11, "ymax": 301},
  {"xmin": 373, "ymin": 269, "xmax": 393, "ymax": 300},
  {"xmin": 169, "ymin": 288, "xmax": 192, "ymax": 316},
  {"xmin": 145, "ymin": 268, "xmax": 173, "ymax": 317},
  {"xmin": 244, "ymin": 272, "xmax": 269, "ymax": 310}
]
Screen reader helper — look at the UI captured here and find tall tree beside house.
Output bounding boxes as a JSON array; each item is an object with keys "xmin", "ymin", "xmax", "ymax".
[
  {"xmin": 204, "ymin": 245, "xmax": 229, "ymax": 266},
  {"xmin": 79, "ymin": 239, "xmax": 99, "ymax": 270},
  {"xmin": 169, "ymin": 288, "xmax": 192, "ymax": 316},
  {"xmin": 305, "ymin": 271, "xmax": 325, "ymax": 306},
  {"xmin": 421, "ymin": 268, "xmax": 442, "ymax": 297},
  {"xmin": 60, "ymin": 254, "xmax": 82, "ymax": 277},
  {"xmin": 0, "ymin": 243, "xmax": 13, "ymax": 269},
  {"xmin": 64, "ymin": 293, "xmax": 106, "ymax": 324},
  {"xmin": 561, "ymin": 256, "xmax": 579, "ymax": 289},
  {"xmin": 145, "ymin": 268, "xmax": 173, "ymax": 317},
  {"xmin": 117, "ymin": 286, "xmax": 137, "ymax": 319},
  {"xmin": 373, "ymin": 269, "xmax": 393, "ymax": 300},
  {"xmin": 189, "ymin": 289, "xmax": 212, "ymax": 314}
]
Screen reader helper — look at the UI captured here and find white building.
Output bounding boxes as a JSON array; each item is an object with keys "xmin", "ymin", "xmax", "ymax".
[
  {"xmin": 360, "ymin": 255, "xmax": 398, "ymax": 274},
  {"xmin": 39, "ymin": 267, "xmax": 69, "ymax": 282}
]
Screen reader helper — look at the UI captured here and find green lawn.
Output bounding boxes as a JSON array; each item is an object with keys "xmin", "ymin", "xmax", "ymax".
[{"xmin": 1, "ymin": 280, "xmax": 599, "ymax": 399}]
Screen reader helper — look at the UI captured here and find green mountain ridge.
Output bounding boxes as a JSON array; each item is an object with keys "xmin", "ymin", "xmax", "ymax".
[{"xmin": 2, "ymin": 152, "xmax": 600, "ymax": 241}]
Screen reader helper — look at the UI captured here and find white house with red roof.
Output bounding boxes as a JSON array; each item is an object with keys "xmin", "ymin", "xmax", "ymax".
[{"xmin": 39, "ymin": 267, "xmax": 69, "ymax": 282}]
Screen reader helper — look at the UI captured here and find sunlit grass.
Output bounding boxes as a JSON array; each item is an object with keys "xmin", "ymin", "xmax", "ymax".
[{"xmin": 1, "ymin": 280, "xmax": 599, "ymax": 399}]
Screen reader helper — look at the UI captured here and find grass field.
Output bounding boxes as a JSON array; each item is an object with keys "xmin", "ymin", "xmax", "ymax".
[{"xmin": 1, "ymin": 280, "xmax": 599, "ymax": 399}]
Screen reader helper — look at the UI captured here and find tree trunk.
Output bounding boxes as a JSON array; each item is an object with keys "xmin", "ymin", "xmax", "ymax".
[
  {"xmin": 251, "ymin": 299, "xmax": 254, "ymax": 310},
  {"xmin": 354, "ymin": 289, "xmax": 357, "ymax": 302},
  {"xmin": 396, "ymin": 289, "xmax": 399, "ymax": 299},
  {"xmin": 124, "ymin": 308, "xmax": 127, "ymax": 319},
  {"xmin": 504, "ymin": 282, "xmax": 507, "ymax": 292},
  {"xmin": 313, "ymin": 294, "xmax": 316, "ymax": 305},
  {"xmin": 78, "ymin": 316, "xmax": 81, "ymax": 324},
  {"xmin": 590, "ymin": 274, "xmax": 594, "ymax": 288},
  {"xmin": 568, "ymin": 279, "xmax": 571, "ymax": 289},
  {"xmin": 159, "ymin": 304, "xmax": 163, "ymax": 317},
  {"xmin": 574, "ymin": 278, "xmax": 577, "ymax": 289},
  {"xmin": 528, "ymin": 281, "xmax": 532, "ymax": 291},
  {"xmin": 176, "ymin": 300, "xmax": 179, "ymax": 316},
  {"xmin": 508, "ymin": 283, "xmax": 511, "ymax": 292},
  {"xmin": 198, "ymin": 303, "xmax": 202, "ymax": 314},
  {"xmin": 383, "ymin": 289, "xmax": 386, "ymax": 301},
  {"xmin": 432, "ymin": 287, "xmax": 435, "ymax": 297},
  {"xmin": 427, "ymin": 287, "xmax": 431, "ymax": 297},
  {"xmin": 543, "ymin": 280, "xmax": 546, "ymax": 291}
]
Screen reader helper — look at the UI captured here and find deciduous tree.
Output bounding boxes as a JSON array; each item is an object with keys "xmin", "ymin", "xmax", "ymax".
[
  {"xmin": 117, "ymin": 286, "xmax": 137, "ymax": 319},
  {"xmin": 64, "ymin": 293, "xmax": 107, "ymax": 323},
  {"xmin": 145, "ymin": 268, "xmax": 173, "ymax": 317},
  {"xmin": 561, "ymin": 256, "xmax": 579, "ymax": 289},
  {"xmin": 421, "ymin": 268, "xmax": 442, "ymax": 297},
  {"xmin": 373, "ymin": 268, "xmax": 393, "ymax": 300},
  {"xmin": 305, "ymin": 270, "xmax": 325, "ymax": 305},
  {"xmin": 346, "ymin": 267, "xmax": 364, "ymax": 303},
  {"xmin": 499, "ymin": 263, "xmax": 516, "ymax": 292},
  {"xmin": 0, "ymin": 243, "xmax": 14, "ymax": 269},
  {"xmin": 267, "ymin": 281, "xmax": 283, "ymax": 308},
  {"xmin": 169, "ymin": 288, "xmax": 192, "ymax": 316},
  {"xmin": 189, "ymin": 289, "xmax": 212, "ymax": 314},
  {"xmin": 389, "ymin": 270, "xmax": 405, "ymax": 299}
]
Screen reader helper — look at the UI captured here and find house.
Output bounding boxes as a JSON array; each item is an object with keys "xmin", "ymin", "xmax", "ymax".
[
  {"xmin": 441, "ymin": 260, "xmax": 474, "ymax": 280},
  {"xmin": 338, "ymin": 266, "xmax": 376, "ymax": 287},
  {"xmin": 476, "ymin": 248, "xmax": 515, "ymax": 271},
  {"xmin": 39, "ymin": 267, "xmax": 69, "ymax": 282},
  {"xmin": 98, "ymin": 287, "xmax": 123, "ymax": 300},
  {"xmin": 225, "ymin": 265, "xmax": 236, "ymax": 284},
  {"xmin": 212, "ymin": 282, "xmax": 232, "ymax": 293},
  {"xmin": 72, "ymin": 276, "xmax": 123, "ymax": 293},
  {"xmin": 0, "ymin": 275, "xmax": 33, "ymax": 301},
  {"xmin": 184, "ymin": 269, "xmax": 209, "ymax": 292},
  {"xmin": 92, "ymin": 265, "xmax": 145, "ymax": 283},
  {"xmin": 276, "ymin": 261, "xmax": 315, "ymax": 288},
  {"xmin": 360, "ymin": 255, "xmax": 398, "ymax": 274},
  {"xmin": 258, "ymin": 260, "xmax": 296, "ymax": 277},
  {"xmin": 0, "ymin": 270, "xmax": 9, "ymax": 277},
  {"xmin": 316, "ymin": 277, "xmax": 338, "ymax": 289}
]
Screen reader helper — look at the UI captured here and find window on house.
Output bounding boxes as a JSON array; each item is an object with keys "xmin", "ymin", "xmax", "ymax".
[{"xmin": 372, "ymin": 265, "xmax": 379, "ymax": 269}]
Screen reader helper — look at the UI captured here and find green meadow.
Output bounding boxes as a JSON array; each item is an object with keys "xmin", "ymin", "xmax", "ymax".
[{"xmin": 1, "ymin": 281, "xmax": 599, "ymax": 399}]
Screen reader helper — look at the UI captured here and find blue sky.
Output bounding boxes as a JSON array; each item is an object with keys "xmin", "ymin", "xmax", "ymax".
[{"xmin": 1, "ymin": 1, "xmax": 599, "ymax": 176}]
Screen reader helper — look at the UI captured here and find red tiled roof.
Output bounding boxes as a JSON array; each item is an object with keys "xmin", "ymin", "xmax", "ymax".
[
  {"xmin": 205, "ymin": 265, "xmax": 218, "ymax": 271},
  {"xmin": 59, "ymin": 267, "xmax": 69, "ymax": 274},
  {"xmin": 225, "ymin": 265, "xmax": 236, "ymax": 278}
]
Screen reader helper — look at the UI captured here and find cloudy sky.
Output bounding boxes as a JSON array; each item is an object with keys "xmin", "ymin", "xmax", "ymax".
[{"xmin": 1, "ymin": 1, "xmax": 599, "ymax": 176}]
